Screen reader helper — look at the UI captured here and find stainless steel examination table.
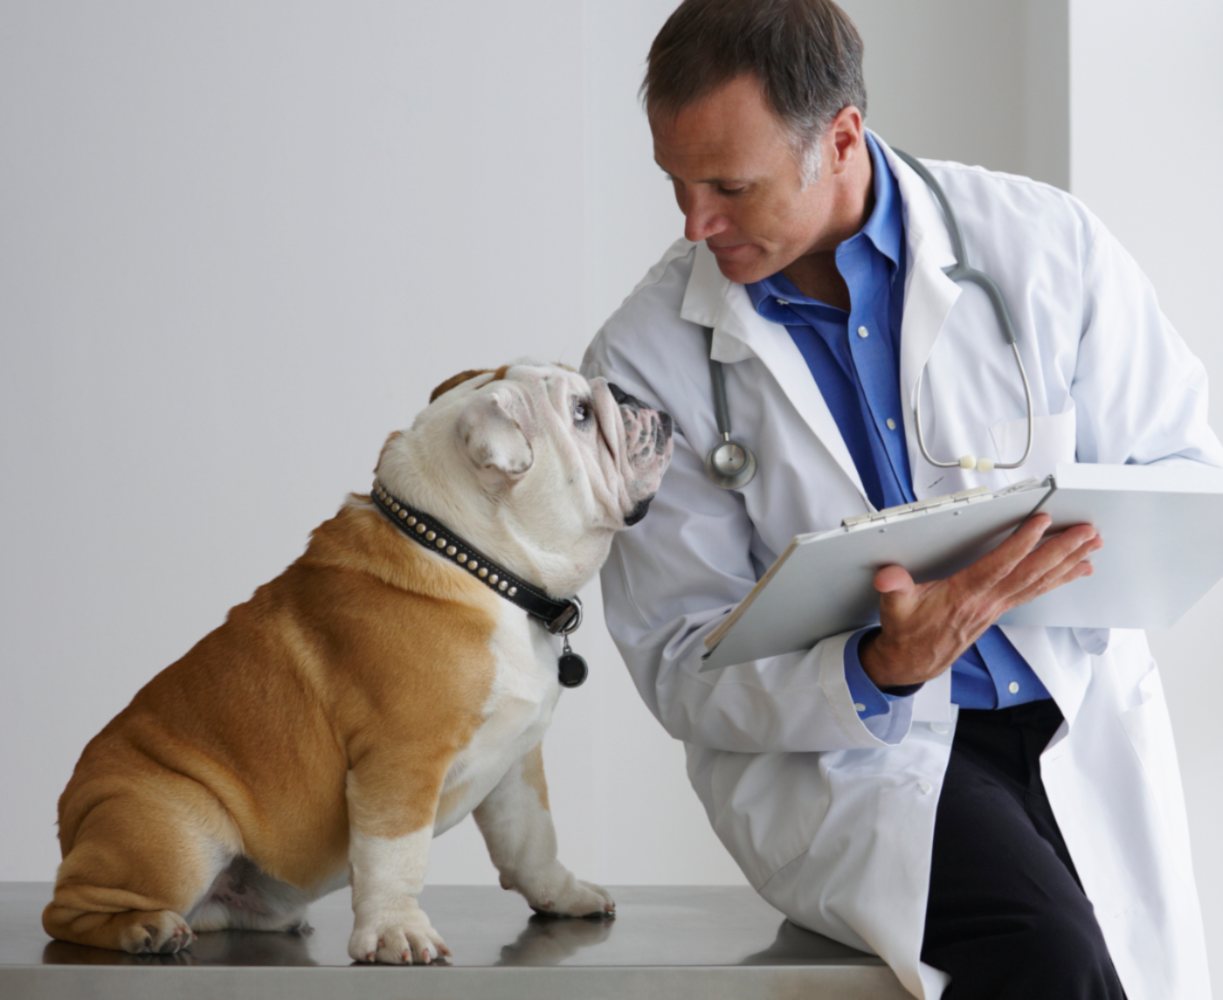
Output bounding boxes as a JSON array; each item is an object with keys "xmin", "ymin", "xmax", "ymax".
[{"xmin": 0, "ymin": 882, "xmax": 908, "ymax": 998}]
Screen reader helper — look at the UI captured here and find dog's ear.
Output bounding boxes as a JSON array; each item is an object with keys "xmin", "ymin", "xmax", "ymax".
[
  {"xmin": 456, "ymin": 390, "xmax": 533, "ymax": 485},
  {"xmin": 430, "ymin": 366, "xmax": 509, "ymax": 403}
]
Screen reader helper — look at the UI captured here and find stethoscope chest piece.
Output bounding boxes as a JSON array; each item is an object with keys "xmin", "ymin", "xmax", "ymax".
[{"xmin": 706, "ymin": 435, "xmax": 757, "ymax": 489}]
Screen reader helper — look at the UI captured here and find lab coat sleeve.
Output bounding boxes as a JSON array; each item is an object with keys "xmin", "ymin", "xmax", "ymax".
[
  {"xmin": 583, "ymin": 317, "xmax": 913, "ymax": 754},
  {"xmin": 1071, "ymin": 213, "xmax": 1223, "ymax": 469}
]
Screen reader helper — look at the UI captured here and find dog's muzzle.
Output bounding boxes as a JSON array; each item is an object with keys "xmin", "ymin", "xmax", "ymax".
[
  {"xmin": 609, "ymin": 383, "xmax": 674, "ymax": 458},
  {"xmin": 608, "ymin": 382, "xmax": 673, "ymax": 527}
]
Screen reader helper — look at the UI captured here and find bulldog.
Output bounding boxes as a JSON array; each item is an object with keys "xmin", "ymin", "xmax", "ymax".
[{"xmin": 43, "ymin": 363, "xmax": 673, "ymax": 964}]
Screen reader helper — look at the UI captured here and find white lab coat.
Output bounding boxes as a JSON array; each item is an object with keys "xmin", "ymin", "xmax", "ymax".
[{"xmin": 582, "ymin": 136, "xmax": 1220, "ymax": 999}]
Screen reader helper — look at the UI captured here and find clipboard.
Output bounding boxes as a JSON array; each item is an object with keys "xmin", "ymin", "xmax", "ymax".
[{"xmin": 700, "ymin": 462, "xmax": 1223, "ymax": 671}]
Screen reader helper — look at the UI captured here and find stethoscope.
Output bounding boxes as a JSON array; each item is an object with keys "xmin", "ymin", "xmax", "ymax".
[{"xmin": 705, "ymin": 147, "xmax": 1035, "ymax": 490}]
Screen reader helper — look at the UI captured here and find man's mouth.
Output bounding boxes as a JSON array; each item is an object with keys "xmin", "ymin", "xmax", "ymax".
[{"xmin": 708, "ymin": 242, "xmax": 752, "ymax": 259}]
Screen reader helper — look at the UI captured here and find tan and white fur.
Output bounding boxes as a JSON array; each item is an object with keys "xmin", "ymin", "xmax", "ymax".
[{"xmin": 43, "ymin": 363, "xmax": 673, "ymax": 964}]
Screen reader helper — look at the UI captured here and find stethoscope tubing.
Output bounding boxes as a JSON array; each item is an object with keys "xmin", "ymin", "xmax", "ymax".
[
  {"xmin": 707, "ymin": 342, "xmax": 758, "ymax": 489},
  {"xmin": 707, "ymin": 146, "xmax": 1035, "ymax": 487}
]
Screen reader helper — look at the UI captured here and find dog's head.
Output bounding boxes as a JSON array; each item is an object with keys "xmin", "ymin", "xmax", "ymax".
[{"xmin": 375, "ymin": 363, "xmax": 673, "ymax": 596}]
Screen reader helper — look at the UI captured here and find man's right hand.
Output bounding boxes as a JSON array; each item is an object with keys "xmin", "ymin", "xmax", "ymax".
[{"xmin": 858, "ymin": 514, "xmax": 1102, "ymax": 689}]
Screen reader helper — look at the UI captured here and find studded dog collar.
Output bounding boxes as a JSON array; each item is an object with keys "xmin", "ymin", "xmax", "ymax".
[{"xmin": 370, "ymin": 481, "xmax": 588, "ymax": 687}]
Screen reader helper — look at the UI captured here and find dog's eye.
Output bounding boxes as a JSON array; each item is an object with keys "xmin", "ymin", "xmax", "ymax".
[{"xmin": 573, "ymin": 398, "xmax": 593, "ymax": 426}]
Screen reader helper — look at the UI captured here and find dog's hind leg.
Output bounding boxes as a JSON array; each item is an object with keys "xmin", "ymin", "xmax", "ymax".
[
  {"xmin": 187, "ymin": 856, "xmax": 316, "ymax": 934},
  {"xmin": 42, "ymin": 781, "xmax": 239, "ymax": 954}
]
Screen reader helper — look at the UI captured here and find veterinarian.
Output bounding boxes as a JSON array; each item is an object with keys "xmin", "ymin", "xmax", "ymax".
[{"xmin": 581, "ymin": 1, "xmax": 1221, "ymax": 997}]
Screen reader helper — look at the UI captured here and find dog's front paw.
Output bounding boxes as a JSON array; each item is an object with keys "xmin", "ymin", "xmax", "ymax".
[
  {"xmin": 522, "ymin": 868, "xmax": 616, "ymax": 919},
  {"xmin": 348, "ymin": 907, "xmax": 451, "ymax": 965}
]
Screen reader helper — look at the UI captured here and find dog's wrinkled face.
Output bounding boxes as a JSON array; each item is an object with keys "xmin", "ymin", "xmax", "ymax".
[
  {"xmin": 447, "ymin": 364, "xmax": 672, "ymax": 526},
  {"xmin": 380, "ymin": 364, "xmax": 673, "ymax": 596}
]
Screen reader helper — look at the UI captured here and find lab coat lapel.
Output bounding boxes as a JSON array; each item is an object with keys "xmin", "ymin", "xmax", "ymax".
[
  {"xmin": 880, "ymin": 141, "xmax": 963, "ymax": 501},
  {"xmin": 682, "ymin": 245, "xmax": 868, "ymax": 501},
  {"xmin": 899, "ymin": 259, "xmax": 959, "ymax": 412}
]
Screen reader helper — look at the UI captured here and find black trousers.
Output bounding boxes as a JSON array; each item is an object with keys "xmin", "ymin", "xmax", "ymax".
[{"xmin": 919, "ymin": 700, "xmax": 1126, "ymax": 999}]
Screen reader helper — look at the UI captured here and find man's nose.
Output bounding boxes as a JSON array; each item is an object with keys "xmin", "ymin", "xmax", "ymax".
[{"xmin": 680, "ymin": 190, "xmax": 726, "ymax": 243}]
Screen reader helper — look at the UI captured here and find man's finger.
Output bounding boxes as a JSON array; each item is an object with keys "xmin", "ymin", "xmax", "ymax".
[
  {"xmin": 956, "ymin": 514, "xmax": 1054, "ymax": 592},
  {"xmin": 1005, "ymin": 535, "xmax": 1101, "ymax": 608},
  {"xmin": 992, "ymin": 525, "xmax": 1101, "ymax": 606}
]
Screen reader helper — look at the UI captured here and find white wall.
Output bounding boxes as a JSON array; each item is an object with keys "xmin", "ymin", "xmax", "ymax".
[
  {"xmin": 1068, "ymin": 0, "xmax": 1223, "ymax": 986},
  {"xmin": 1, "ymin": 0, "xmax": 1218, "ymax": 988}
]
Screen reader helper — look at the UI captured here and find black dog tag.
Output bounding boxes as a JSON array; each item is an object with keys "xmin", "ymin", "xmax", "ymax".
[{"xmin": 558, "ymin": 639, "xmax": 588, "ymax": 688}]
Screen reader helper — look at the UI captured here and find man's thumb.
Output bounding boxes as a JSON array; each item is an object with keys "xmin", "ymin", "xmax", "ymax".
[{"xmin": 874, "ymin": 564, "xmax": 914, "ymax": 596}]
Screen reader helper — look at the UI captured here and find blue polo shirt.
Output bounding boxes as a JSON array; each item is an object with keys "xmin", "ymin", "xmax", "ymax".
[{"xmin": 745, "ymin": 134, "xmax": 1050, "ymax": 717}]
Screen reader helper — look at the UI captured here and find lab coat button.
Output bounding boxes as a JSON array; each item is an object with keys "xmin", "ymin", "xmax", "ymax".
[
  {"xmin": 931, "ymin": 722, "xmax": 951, "ymax": 735},
  {"xmin": 854, "ymin": 702, "xmax": 867, "ymax": 713},
  {"xmin": 857, "ymin": 325, "xmax": 870, "ymax": 338},
  {"xmin": 1008, "ymin": 681, "xmax": 1020, "ymax": 695},
  {"xmin": 917, "ymin": 780, "xmax": 933, "ymax": 795}
]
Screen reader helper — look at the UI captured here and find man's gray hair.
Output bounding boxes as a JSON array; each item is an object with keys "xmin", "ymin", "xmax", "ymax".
[{"xmin": 642, "ymin": 0, "xmax": 867, "ymax": 184}]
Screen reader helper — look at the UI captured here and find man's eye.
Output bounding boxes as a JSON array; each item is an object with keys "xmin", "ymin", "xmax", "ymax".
[{"xmin": 717, "ymin": 184, "xmax": 746, "ymax": 196}]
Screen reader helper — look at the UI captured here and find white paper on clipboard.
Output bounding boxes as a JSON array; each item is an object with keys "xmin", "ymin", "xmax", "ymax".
[{"xmin": 700, "ymin": 462, "xmax": 1223, "ymax": 671}]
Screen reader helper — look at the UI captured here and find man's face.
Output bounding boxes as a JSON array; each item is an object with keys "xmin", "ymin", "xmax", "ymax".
[{"xmin": 650, "ymin": 74, "xmax": 844, "ymax": 286}]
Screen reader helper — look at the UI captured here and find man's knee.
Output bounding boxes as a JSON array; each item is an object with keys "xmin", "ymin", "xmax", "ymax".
[
  {"xmin": 1012, "ymin": 910, "xmax": 1122, "ymax": 996},
  {"xmin": 929, "ymin": 906, "xmax": 1124, "ymax": 999}
]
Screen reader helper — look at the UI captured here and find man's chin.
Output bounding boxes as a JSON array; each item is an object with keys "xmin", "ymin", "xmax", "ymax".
[{"xmin": 712, "ymin": 254, "xmax": 769, "ymax": 286}]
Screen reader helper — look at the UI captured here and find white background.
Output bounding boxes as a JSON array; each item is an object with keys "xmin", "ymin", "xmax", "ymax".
[{"xmin": 2, "ymin": 0, "xmax": 1219, "ymax": 990}]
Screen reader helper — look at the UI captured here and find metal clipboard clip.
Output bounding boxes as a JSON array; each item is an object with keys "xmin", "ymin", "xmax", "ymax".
[{"xmin": 841, "ymin": 481, "xmax": 1046, "ymax": 531}]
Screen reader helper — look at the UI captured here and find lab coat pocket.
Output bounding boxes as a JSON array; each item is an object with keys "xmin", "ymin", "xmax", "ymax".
[
  {"xmin": 1119, "ymin": 665, "xmax": 1176, "ymax": 782},
  {"xmin": 1118, "ymin": 664, "xmax": 1194, "ymax": 868},
  {"xmin": 989, "ymin": 404, "xmax": 1077, "ymax": 481}
]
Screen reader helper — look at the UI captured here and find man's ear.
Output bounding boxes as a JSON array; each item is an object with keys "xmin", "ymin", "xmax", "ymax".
[{"xmin": 456, "ymin": 390, "xmax": 534, "ymax": 485}]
